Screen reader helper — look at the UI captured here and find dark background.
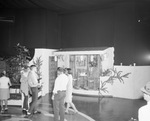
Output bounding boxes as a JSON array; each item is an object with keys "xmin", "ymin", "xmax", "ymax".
[{"xmin": 0, "ymin": 1, "xmax": 150, "ymax": 65}]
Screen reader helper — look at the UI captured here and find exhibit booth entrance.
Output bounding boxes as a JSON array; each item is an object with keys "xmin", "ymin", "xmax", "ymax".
[{"xmin": 54, "ymin": 47, "xmax": 114, "ymax": 91}]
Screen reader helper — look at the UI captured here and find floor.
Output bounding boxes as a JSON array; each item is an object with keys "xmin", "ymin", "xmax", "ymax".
[{"xmin": 0, "ymin": 93, "xmax": 146, "ymax": 121}]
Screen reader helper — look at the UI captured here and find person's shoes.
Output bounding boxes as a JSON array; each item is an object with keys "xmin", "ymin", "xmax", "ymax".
[
  {"xmin": 25, "ymin": 111, "xmax": 31, "ymax": 116},
  {"xmin": 22, "ymin": 109, "xmax": 28, "ymax": 115},
  {"xmin": 4, "ymin": 108, "xmax": 8, "ymax": 111},
  {"xmin": 24, "ymin": 112, "xmax": 32, "ymax": 118},
  {"xmin": 22, "ymin": 108, "xmax": 26, "ymax": 111},
  {"xmin": 33, "ymin": 110, "xmax": 41, "ymax": 114}
]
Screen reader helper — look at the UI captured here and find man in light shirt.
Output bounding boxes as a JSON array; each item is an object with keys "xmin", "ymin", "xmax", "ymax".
[
  {"xmin": 52, "ymin": 67, "xmax": 69, "ymax": 121},
  {"xmin": 26, "ymin": 65, "xmax": 41, "ymax": 117},
  {"xmin": 138, "ymin": 81, "xmax": 150, "ymax": 121}
]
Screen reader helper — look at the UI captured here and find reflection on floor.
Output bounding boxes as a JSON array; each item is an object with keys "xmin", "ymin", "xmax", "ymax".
[
  {"xmin": 0, "ymin": 93, "xmax": 146, "ymax": 121},
  {"xmin": 73, "ymin": 95, "xmax": 146, "ymax": 121}
]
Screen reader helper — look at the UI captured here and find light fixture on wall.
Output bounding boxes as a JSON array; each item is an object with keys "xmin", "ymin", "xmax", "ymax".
[
  {"xmin": 90, "ymin": 55, "xmax": 94, "ymax": 61},
  {"xmin": 80, "ymin": 55, "xmax": 84, "ymax": 61},
  {"xmin": 54, "ymin": 56, "xmax": 57, "ymax": 61}
]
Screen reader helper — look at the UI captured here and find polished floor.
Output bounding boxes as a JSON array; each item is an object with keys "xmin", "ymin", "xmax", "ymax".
[
  {"xmin": 0, "ymin": 93, "xmax": 146, "ymax": 121},
  {"xmin": 73, "ymin": 95, "xmax": 145, "ymax": 121}
]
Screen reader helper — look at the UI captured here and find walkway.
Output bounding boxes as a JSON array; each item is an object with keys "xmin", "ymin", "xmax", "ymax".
[
  {"xmin": 0, "ymin": 93, "xmax": 146, "ymax": 121},
  {"xmin": 0, "ymin": 94, "xmax": 95, "ymax": 121}
]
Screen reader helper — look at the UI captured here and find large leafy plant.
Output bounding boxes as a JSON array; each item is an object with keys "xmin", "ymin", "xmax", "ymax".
[
  {"xmin": 33, "ymin": 56, "xmax": 43, "ymax": 82},
  {"xmin": 5, "ymin": 43, "xmax": 31, "ymax": 84},
  {"xmin": 99, "ymin": 68, "xmax": 131, "ymax": 95}
]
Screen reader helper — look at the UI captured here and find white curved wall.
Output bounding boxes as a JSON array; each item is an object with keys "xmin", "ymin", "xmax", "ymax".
[
  {"xmin": 101, "ymin": 66, "xmax": 150, "ymax": 99},
  {"xmin": 30, "ymin": 48, "xmax": 56, "ymax": 96}
]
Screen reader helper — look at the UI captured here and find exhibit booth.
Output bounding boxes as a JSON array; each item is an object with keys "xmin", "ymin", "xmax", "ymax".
[
  {"xmin": 1, "ymin": 47, "xmax": 150, "ymax": 107},
  {"xmin": 52, "ymin": 47, "xmax": 150, "ymax": 99}
]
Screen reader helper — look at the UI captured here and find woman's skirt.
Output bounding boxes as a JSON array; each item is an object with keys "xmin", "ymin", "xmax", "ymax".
[
  {"xmin": 0, "ymin": 88, "xmax": 10, "ymax": 100},
  {"xmin": 65, "ymin": 92, "xmax": 72, "ymax": 103}
]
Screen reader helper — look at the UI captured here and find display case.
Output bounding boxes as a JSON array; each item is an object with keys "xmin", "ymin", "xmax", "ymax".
[{"xmin": 54, "ymin": 47, "xmax": 114, "ymax": 91}]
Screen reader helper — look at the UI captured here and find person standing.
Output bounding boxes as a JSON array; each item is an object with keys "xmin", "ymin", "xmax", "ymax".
[
  {"xmin": 20, "ymin": 66, "xmax": 30, "ymax": 114},
  {"xmin": 0, "ymin": 70, "xmax": 12, "ymax": 113},
  {"xmin": 64, "ymin": 68, "xmax": 78, "ymax": 114},
  {"xmin": 52, "ymin": 67, "xmax": 69, "ymax": 121},
  {"xmin": 26, "ymin": 65, "xmax": 41, "ymax": 117},
  {"xmin": 138, "ymin": 81, "xmax": 150, "ymax": 121}
]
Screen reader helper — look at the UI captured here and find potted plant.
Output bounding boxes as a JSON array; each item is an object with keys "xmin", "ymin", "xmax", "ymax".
[
  {"xmin": 5, "ymin": 43, "xmax": 31, "ymax": 87},
  {"xmin": 33, "ymin": 56, "xmax": 43, "ymax": 91}
]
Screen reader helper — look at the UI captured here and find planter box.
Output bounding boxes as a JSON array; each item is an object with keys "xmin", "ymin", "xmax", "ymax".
[
  {"xmin": 8, "ymin": 88, "xmax": 22, "ymax": 106},
  {"xmin": 8, "ymin": 87, "xmax": 42, "ymax": 106}
]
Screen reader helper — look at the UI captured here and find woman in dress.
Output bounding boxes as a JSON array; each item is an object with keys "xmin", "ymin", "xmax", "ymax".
[
  {"xmin": 0, "ymin": 70, "xmax": 12, "ymax": 113},
  {"xmin": 65, "ymin": 68, "xmax": 78, "ymax": 114},
  {"xmin": 20, "ymin": 66, "xmax": 30, "ymax": 114}
]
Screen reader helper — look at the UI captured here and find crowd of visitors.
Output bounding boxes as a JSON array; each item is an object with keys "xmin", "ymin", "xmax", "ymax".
[
  {"xmin": 0, "ymin": 66, "xmax": 78, "ymax": 121},
  {"xmin": 0, "ymin": 65, "xmax": 42, "ymax": 117}
]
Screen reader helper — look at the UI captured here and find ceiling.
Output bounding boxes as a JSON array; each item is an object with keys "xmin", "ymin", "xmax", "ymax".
[{"xmin": 0, "ymin": 0, "xmax": 148, "ymax": 14}]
